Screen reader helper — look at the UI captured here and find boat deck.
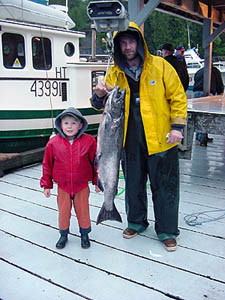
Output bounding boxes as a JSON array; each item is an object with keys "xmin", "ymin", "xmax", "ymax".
[{"xmin": 0, "ymin": 135, "xmax": 225, "ymax": 300}]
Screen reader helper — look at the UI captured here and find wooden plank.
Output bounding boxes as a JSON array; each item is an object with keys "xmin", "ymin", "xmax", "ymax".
[
  {"xmin": 0, "ymin": 227, "xmax": 176, "ymax": 300},
  {"xmin": 2, "ymin": 171, "xmax": 225, "ymax": 225},
  {"xmin": 0, "ymin": 191, "xmax": 224, "ymax": 283},
  {"xmin": 1, "ymin": 213, "xmax": 225, "ymax": 300},
  {"xmin": 0, "ymin": 134, "xmax": 224, "ymax": 300},
  {"xmin": 2, "ymin": 162, "xmax": 225, "ymax": 205},
  {"xmin": 1, "ymin": 177, "xmax": 225, "ymax": 237},
  {"xmin": 0, "ymin": 260, "xmax": 84, "ymax": 300},
  {"xmin": 0, "ymin": 148, "xmax": 44, "ymax": 177},
  {"xmin": 2, "ymin": 177, "xmax": 224, "ymax": 231}
]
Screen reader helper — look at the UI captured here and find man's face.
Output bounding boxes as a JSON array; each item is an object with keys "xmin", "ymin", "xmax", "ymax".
[
  {"xmin": 119, "ymin": 35, "xmax": 138, "ymax": 61},
  {"xmin": 177, "ymin": 49, "xmax": 184, "ymax": 56},
  {"xmin": 162, "ymin": 49, "xmax": 167, "ymax": 58}
]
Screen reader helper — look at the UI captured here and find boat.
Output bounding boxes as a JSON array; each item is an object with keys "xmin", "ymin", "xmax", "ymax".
[
  {"xmin": 0, "ymin": 0, "xmax": 107, "ymax": 153},
  {"xmin": 0, "ymin": 0, "xmax": 75, "ymax": 29}
]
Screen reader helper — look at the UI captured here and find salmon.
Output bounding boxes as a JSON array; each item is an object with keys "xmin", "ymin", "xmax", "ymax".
[{"xmin": 96, "ymin": 86, "xmax": 125, "ymax": 224}]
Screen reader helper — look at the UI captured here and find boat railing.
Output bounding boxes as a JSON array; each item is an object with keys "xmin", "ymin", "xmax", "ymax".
[{"xmin": 80, "ymin": 54, "xmax": 109, "ymax": 63}]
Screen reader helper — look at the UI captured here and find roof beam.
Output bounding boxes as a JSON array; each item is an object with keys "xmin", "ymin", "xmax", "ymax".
[{"xmin": 203, "ymin": 21, "xmax": 225, "ymax": 47}]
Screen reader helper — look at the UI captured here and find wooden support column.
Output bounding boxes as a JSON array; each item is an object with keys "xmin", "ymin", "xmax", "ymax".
[
  {"xmin": 128, "ymin": 0, "xmax": 140, "ymax": 21},
  {"xmin": 203, "ymin": 18, "xmax": 213, "ymax": 96},
  {"xmin": 140, "ymin": 0, "xmax": 145, "ymax": 33},
  {"xmin": 128, "ymin": 0, "xmax": 146, "ymax": 33},
  {"xmin": 128, "ymin": 0, "xmax": 161, "ymax": 27}
]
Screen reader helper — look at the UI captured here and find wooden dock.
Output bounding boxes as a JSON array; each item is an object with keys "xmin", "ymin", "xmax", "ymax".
[{"xmin": 0, "ymin": 135, "xmax": 225, "ymax": 300}]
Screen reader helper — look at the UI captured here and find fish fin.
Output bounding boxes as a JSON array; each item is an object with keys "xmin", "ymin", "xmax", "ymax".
[
  {"xmin": 96, "ymin": 203, "xmax": 122, "ymax": 225},
  {"xmin": 97, "ymin": 178, "xmax": 104, "ymax": 192},
  {"xmin": 94, "ymin": 157, "xmax": 98, "ymax": 168},
  {"xmin": 94, "ymin": 152, "xmax": 102, "ymax": 168},
  {"xmin": 94, "ymin": 156, "xmax": 99, "ymax": 168}
]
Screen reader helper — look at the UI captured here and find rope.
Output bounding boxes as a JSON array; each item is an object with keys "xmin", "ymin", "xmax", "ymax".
[{"xmin": 184, "ymin": 209, "xmax": 225, "ymax": 226}]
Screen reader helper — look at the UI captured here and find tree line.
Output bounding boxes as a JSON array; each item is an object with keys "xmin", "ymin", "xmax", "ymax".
[{"xmin": 50, "ymin": 0, "xmax": 225, "ymax": 59}]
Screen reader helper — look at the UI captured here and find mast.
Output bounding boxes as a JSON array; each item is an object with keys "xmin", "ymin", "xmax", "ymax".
[{"xmin": 187, "ymin": 22, "xmax": 191, "ymax": 50}]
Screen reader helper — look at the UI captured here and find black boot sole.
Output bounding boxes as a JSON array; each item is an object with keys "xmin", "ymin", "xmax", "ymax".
[
  {"xmin": 81, "ymin": 235, "xmax": 90, "ymax": 248},
  {"xmin": 56, "ymin": 236, "xmax": 68, "ymax": 249}
]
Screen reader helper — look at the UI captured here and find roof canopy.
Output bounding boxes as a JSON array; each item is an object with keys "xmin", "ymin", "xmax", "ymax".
[
  {"xmin": 155, "ymin": 0, "xmax": 225, "ymax": 26},
  {"xmin": 127, "ymin": 0, "xmax": 224, "ymax": 28}
]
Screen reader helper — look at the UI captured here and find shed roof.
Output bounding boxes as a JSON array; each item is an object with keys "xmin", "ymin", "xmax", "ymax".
[{"xmin": 154, "ymin": 0, "xmax": 225, "ymax": 26}]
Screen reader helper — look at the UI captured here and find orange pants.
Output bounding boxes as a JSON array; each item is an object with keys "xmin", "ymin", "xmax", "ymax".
[{"xmin": 57, "ymin": 186, "xmax": 91, "ymax": 233}]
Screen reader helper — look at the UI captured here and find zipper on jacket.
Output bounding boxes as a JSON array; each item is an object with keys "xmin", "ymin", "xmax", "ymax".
[{"xmin": 70, "ymin": 141, "xmax": 73, "ymax": 197}]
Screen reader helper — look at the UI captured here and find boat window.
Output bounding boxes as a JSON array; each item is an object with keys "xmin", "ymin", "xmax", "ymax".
[
  {"xmin": 91, "ymin": 71, "xmax": 106, "ymax": 94},
  {"xmin": 64, "ymin": 42, "xmax": 75, "ymax": 57},
  {"xmin": 32, "ymin": 37, "xmax": 52, "ymax": 70},
  {"xmin": 2, "ymin": 33, "xmax": 25, "ymax": 69},
  {"xmin": 187, "ymin": 63, "xmax": 201, "ymax": 69}
]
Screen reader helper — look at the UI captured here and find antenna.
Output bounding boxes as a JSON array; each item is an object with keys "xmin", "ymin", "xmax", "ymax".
[{"xmin": 187, "ymin": 22, "xmax": 191, "ymax": 50}]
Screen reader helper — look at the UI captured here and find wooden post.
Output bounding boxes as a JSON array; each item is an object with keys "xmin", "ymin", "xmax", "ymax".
[
  {"xmin": 140, "ymin": 0, "xmax": 144, "ymax": 33},
  {"xmin": 203, "ymin": 18, "xmax": 213, "ymax": 96}
]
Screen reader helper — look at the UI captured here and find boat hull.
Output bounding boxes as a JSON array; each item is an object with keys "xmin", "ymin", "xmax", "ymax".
[{"xmin": 0, "ymin": 108, "xmax": 102, "ymax": 153}]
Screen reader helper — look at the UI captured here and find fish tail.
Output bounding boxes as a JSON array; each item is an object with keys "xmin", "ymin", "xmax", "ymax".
[{"xmin": 96, "ymin": 203, "xmax": 122, "ymax": 225}]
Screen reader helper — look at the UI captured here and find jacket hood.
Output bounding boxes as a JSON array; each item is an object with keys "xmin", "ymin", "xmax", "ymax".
[
  {"xmin": 113, "ymin": 22, "xmax": 147, "ymax": 71},
  {"xmin": 55, "ymin": 107, "xmax": 88, "ymax": 139}
]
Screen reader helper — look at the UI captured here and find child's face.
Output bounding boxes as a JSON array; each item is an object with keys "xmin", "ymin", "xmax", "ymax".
[{"xmin": 61, "ymin": 115, "xmax": 82, "ymax": 139}]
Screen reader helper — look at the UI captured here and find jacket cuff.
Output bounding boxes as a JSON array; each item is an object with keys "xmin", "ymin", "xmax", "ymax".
[
  {"xmin": 91, "ymin": 94, "xmax": 107, "ymax": 110},
  {"xmin": 171, "ymin": 124, "xmax": 185, "ymax": 132}
]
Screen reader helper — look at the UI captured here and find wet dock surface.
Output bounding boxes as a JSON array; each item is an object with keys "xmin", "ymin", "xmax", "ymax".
[{"xmin": 0, "ymin": 135, "xmax": 225, "ymax": 300}]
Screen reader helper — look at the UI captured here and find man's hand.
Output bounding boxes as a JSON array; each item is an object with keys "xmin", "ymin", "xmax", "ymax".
[
  {"xmin": 95, "ymin": 185, "xmax": 101, "ymax": 193},
  {"xmin": 166, "ymin": 130, "xmax": 183, "ymax": 144},
  {"xmin": 94, "ymin": 81, "xmax": 114, "ymax": 98}
]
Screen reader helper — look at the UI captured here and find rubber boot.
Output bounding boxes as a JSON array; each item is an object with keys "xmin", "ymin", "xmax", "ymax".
[
  {"xmin": 81, "ymin": 234, "xmax": 90, "ymax": 249},
  {"xmin": 56, "ymin": 228, "xmax": 69, "ymax": 249}
]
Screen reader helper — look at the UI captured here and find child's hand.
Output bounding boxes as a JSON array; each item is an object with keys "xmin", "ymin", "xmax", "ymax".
[
  {"xmin": 44, "ymin": 189, "xmax": 51, "ymax": 198},
  {"xmin": 95, "ymin": 185, "xmax": 101, "ymax": 193}
]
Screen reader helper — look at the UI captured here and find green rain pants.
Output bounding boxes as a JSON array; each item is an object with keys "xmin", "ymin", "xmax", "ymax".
[
  {"xmin": 123, "ymin": 80, "xmax": 180, "ymax": 241},
  {"xmin": 123, "ymin": 145, "xmax": 180, "ymax": 241}
]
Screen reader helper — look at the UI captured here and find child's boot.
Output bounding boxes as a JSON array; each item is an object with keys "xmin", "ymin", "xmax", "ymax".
[
  {"xmin": 81, "ymin": 234, "xmax": 90, "ymax": 249},
  {"xmin": 56, "ymin": 228, "xmax": 69, "ymax": 249}
]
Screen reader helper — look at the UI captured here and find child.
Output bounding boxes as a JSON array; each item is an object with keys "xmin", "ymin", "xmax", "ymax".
[{"xmin": 40, "ymin": 107, "xmax": 100, "ymax": 249}]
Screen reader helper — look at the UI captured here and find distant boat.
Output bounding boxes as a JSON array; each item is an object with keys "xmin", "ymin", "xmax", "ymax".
[
  {"xmin": 0, "ymin": 0, "xmax": 75, "ymax": 29},
  {"xmin": 0, "ymin": 0, "xmax": 107, "ymax": 153}
]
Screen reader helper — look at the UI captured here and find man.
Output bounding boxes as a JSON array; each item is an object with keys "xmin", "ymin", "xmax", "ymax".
[
  {"xmin": 162, "ymin": 43, "xmax": 189, "ymax": 91},
  {"xmin": 92, "ymin": 23, "xmax": 187, "ymax": 251},
  {"xmin": 193, "ymin": 65, "xmax": 224, "ymax": 146},
  {"xmin": 175, "ymin": 45, "xmax": 186, "ymax": 64}
]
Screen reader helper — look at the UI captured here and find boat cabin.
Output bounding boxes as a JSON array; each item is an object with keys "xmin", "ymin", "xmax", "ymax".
[{"xmin": 0, "ymin": 7, "xmax": 106, "ymax": 153}]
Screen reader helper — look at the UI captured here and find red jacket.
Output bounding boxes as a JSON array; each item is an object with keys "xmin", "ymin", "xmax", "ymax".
[{"xmin": 40, "ymin": 133, "xmax": 98, "ymax": 196}]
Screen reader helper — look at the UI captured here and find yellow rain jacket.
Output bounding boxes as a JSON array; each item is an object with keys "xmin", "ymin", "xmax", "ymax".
[{"xmin": 105, "ymin": 22, "xmax": 187, "ymax": 155}]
